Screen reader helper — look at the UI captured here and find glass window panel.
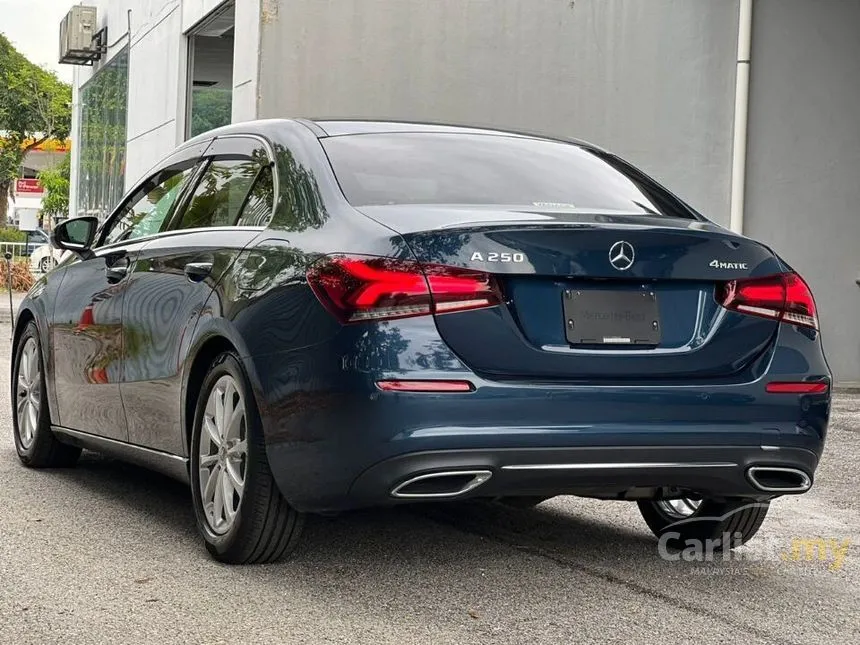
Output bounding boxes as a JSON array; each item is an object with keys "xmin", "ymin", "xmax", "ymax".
[
  {"xmin": 189, "ymin": 87, "xmax": 232, "ymax": 138},
  {"xmin": 102, "ymin": 164, "xmax": 196, "ymax": 246},
  {"xmin": 176, "ymin": 158, "xmax": 260, "ymax": 230},
  {"xmin": 236, "ymin": 165, "xmax": 274, "ymax": 226},
  {"xmin": 76, "ymin": 47, "xmax": 129, "ymax": 222}
]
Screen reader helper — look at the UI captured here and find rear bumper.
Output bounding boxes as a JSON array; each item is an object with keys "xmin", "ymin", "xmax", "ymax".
[
  {"xmin": 259, "ymin": 379, "xmax": 829, "ymax": 512},
  {"xmin": 347, "ymin": 445, "xmax": 819, "ymax": 507},
  {"xmin": 246, "ymin": 317, "xmax": 830, "ymax": 513}
]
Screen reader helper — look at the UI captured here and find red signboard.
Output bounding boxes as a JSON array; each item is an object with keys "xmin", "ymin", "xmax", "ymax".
[{"xmin": 15, "ymin": 178, "xmax": 43, "ymax": 195}]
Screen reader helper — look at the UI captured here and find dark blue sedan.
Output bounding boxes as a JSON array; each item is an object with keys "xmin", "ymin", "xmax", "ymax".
[{"xmin": 12, "ymin": 120, "xmax": 830, "ymax": 563}]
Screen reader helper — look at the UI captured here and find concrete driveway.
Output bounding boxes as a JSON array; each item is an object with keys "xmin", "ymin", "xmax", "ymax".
[{"xmin": 1, "ymin": 324, "xmax": 857, "ymax": 644}]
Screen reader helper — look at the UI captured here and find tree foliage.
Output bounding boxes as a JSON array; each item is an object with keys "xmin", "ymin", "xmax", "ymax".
[
  {"xmin": 190, "ymin": 88, "xmax": 232, "ymax": 138},
  {"xmin": 37, "ymin": 151, "xmax": 71, "ymax": 221},
  {"xmin": 0, "ymin": 32, "xmax": 72, "ymax": 221}
]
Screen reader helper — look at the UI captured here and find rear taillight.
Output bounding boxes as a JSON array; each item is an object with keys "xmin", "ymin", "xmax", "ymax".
[
  {"xmin": 715, "ymin": 272, "xmax": 818, "ymax": 330},
  {"xmin": 306, "ymin": 255, "xmax": 500, "ymax": 323}
]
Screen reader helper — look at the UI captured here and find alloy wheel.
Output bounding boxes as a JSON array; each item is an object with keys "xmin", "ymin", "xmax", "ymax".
[
  {"xmin": 198, "ymin": 375, "xmax": 248, "ymax": 535},
  {"xmin": 655, "ymin": 497, "xmax": 702, "ymax": 520},
  {"xmin": 16, "ymin": 337, "xmax": 41, "ymax": 450}
]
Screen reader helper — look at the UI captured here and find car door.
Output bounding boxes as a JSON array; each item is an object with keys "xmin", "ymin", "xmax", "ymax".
[
  {"xmin": 120, "ymin": 135, "xmax": 276, "ymax": 454},
  {"xmin": 50, "ymin": 153, "xmax": 203, "ymax": 439}
]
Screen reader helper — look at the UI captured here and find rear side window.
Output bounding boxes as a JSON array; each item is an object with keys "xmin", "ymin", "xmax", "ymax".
[
  {"xmin": 322, "ymin": 133, "xmax": 696, "ymax": 218},
  {"xmin": 236, "ymin": 165, "xmax": 275, "ymax": 227},
  {"xmin": 175, "ymin": 158, "xmax": 265, "ymax": 230}
]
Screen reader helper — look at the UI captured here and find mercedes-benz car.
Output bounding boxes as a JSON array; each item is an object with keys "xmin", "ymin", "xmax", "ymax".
[{"xmin": 11, "ymin": 119, "xmax": 830, "ymax": 564}]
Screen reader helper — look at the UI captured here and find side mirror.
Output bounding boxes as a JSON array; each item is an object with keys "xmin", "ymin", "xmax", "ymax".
[{"xmin": 51, "ymin": 216, "xmax": 98, "ymax": 258}]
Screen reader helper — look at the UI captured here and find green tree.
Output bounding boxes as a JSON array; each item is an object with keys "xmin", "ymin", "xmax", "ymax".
[
  {"xmin": 190, "ymin": 88, "xmax": 232, "ymax": 138},
  {"xmin": 37, "ymin": 151, "xmax": 71, "ymax": 223},
  {"xmin": 0, "ymin": 33, "xmax": 72, "ymax": 222}
]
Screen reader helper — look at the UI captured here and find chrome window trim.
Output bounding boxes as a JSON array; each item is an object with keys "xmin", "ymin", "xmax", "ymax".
[{"xmin": 96, "ymin": 226, "xmax": 266, "ymax": 253}]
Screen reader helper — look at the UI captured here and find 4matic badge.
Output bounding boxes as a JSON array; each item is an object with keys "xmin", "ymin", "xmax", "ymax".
[{"xmin": 709, "ymin": 259, "xmax": 748, "ymax": 270}]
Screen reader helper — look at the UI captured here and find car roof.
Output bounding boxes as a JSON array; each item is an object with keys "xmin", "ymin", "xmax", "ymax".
[
  {"xmin": 180, "ymin": 118, "xmax": 601, "ymax": 152},
  {"xmin": 308, "ymin": 119, "xmax": 598, "ymax": 149}
]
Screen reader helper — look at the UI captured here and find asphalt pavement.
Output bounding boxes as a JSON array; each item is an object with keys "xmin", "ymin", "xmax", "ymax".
[{"xmin": 1, "ymin": 323, "xmax": 858, "ymax": 644}]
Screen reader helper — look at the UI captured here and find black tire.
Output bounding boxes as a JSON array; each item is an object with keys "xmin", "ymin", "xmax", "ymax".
[
  {"xmin": 12, "ymin": 321, "xmax": 81, "ymax": 468},
  {"xmin": 638, "ymin": 497, "xmax": 770, "ymax": 552},
  {"xmin": 39, "ymin": 257, "xmax": 54, "ymax": 273},
  {"xmin": 189, "ymin": 352, "xmax": 304, "ymax": 564}
]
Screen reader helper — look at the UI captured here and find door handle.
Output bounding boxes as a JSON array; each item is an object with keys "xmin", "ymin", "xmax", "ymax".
[
  {"xmin": 184, "ymin": 261, "xmax": 213, "ymax": 283},
  {"xmin": 105, "ymin": 253, "xmax": 129, "ymax": 283}
]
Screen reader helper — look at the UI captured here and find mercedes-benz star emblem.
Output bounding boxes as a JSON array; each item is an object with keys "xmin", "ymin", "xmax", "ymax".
[{"xmin": 609, "ymin": 241, "xmax": 635, "ymax": 271}]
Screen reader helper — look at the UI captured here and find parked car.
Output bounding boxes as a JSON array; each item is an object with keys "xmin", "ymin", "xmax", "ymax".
[
  {"xmin": 24, "ymin": 228, "xmax": 50, "ymax": 256},
  {"xmin": 29, "ymin": 243, "xmax": 64, "ymax": 273},
  {"xmin": 11, "ymin": 119, "xmax": 830, "ymax": 564}
]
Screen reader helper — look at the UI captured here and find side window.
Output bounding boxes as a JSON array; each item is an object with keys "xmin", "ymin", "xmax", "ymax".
[
  {"xmin": 174, "ymin": 158, "xmax": 263, "ymax": 230},
  {"xmin": 236, "ymin": 165, "xmax": 274, "ymax": 227},
  {"xmin": 102, "ymin": 162, "xmax": 197, "ymax": 246}
]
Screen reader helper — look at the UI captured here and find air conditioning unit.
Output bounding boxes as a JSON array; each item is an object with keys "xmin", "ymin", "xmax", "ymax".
[{"xmin": 59, "ymin": 5, "xmax": 105, "ymax": 65}]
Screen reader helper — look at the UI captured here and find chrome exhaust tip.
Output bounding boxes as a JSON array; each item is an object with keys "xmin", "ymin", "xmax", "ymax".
[
  {"xmin": 390, "ymin": 470, "xmax": 493, "ymax": 499},
  {"xmin": 747, "ymin": 466, "xmax": 812, "ymax": 493}
]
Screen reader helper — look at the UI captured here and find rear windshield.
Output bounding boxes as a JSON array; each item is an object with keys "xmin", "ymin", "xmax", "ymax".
[{"xmin": 322, "ymin": 133, "xmax": 696, "ymax": 218}]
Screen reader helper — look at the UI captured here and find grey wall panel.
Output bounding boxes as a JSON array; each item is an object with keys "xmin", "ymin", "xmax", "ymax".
[
  {"xmin": 257, "ymin": 0, "xmax": 739, "ymax": 223},
  {"xmin": 745, "ymin": 0, "xmax": 860, "ymax": 382}
]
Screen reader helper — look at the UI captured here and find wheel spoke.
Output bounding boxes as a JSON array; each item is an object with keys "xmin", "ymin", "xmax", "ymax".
[
  {"xmin": 224, "ymin": 460, "xmax": 244, "ymax": 491},
  {"xmin": 221, "ymin": 470, "xmax": 236, "ymax": 520},
  {"xmin": 29, "ymin": 348, "xmax": 39, "ymax": 385},
  {"xmin": 221, "ymin": 381, "xmax": 235, "ymax": 437},
  {"xmin": 212, "ymin": 468, "xmax": 225, "ymax": 525},
  {"xmin": 203, "ymin": 416, "xmax": 221, "ymax": 448},
  {"xmin": 225, "ymin": 406, "xmax": 244, "ymax": 442},
  {"xmin": 202, "ymin": 463, "xmax": 221, "ymax": 502},
  {"xmin": 16, "ymin": 393, "xmax": 28, "ymax": 417},
  {"xmin": 213, "ymin": 385, "xmax": 225, "ymax": 437},
  {"xmin": 199, "ymin": 453, "xmax": 219, "ymax": 468},
  {"xmin": 227, "ymin": 439, "xmax": 246, "ymax": 458},
  {"xmin": 27, "ymin": 404, "xmax": 38, "ymax": 436},
  {"xmin": 681, "ymin": 498, "xmax": 701, "ymax": 514},
  {"xmin": 19, "ymin": 400, "xmax": 31, "ymax": 441},
  {"xmin": 20, "ymin": 350, "xmax": 30, "ymax": 383}
]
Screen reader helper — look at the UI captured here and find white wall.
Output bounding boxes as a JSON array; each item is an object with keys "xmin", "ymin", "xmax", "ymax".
[
  {"xmin": 257, "ymin": 0, "xmax": 739, "ymax": 224},
  {"xmin": 232, "ymin": 0, "xmax": 261, "ymax": 122},
  {"xmin": 744, "ymin": 0, "xmax": 860, "ymax": 383},
  {"xmin": 69, "ymin": 0, "xmax": 261, "ymax": 217}
]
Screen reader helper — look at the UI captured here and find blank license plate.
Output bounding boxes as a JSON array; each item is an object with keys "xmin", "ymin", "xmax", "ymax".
[{"xmin": 562, "ymin": 289, "xmax": 661, "ymax": 346}]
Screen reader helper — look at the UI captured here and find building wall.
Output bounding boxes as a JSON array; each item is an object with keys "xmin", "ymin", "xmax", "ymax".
[
  {"xmin": 257, "ymin": 0, "xmax": 740, "ymax": 225},
  {"xmin": 69, "ymin": 0, "xmax": 261, "ymax": 218},
  {"xmin": 70, "ymin": 0, "xmax": 187, "ymax": 209},
  {"xmin": 67, "ymin": 0, "xmax": 859, "ymax": 380},
  {"xmin": 744, "ymin": 0, "xmax": 860, "ymax": 382}
]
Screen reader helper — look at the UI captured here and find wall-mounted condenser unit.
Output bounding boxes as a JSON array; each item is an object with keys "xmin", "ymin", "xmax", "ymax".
[{"xmin": 59, "ymin": 5, "xmax": 104, "ymax": 65}]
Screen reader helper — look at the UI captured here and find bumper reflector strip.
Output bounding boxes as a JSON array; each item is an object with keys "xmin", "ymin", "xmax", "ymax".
[
  {"xmin": 765, "ymin": 381, "xmax": 829, "ymax": 394},
  {"xmin": 376, "ymin": 380, "xmax": 474, "ymax": 393}
]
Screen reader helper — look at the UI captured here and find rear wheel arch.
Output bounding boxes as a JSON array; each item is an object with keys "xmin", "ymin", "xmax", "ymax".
[
  {"xmin": 183, "ymin": 335, "xmax": 238, "ymax": 457},
  {"xmin": 13, "ymin": 308, "xmax": 35, "ymax": 350}
]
